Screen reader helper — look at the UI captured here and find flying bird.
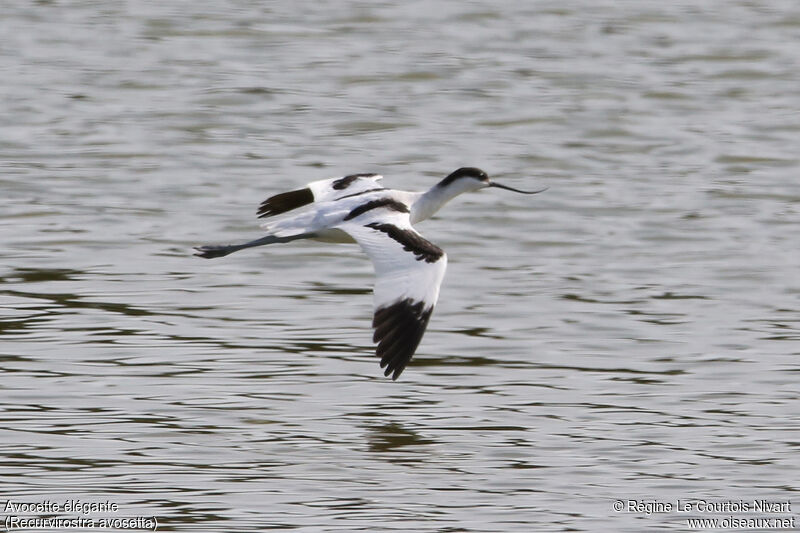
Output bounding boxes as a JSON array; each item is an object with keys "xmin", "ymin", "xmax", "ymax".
[{"xmin": 195, "ymin": 167, "xmax": 545, "ymax": 380}]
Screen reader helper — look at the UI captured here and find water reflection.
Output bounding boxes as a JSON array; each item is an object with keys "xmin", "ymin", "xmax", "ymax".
[{"xmin": 365, "ymin": 422, "xmax": 436, "ymax": 454}]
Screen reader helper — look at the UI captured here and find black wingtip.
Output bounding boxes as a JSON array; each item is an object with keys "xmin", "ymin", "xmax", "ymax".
[
  {"xmin": 257, "ymin": 187, "xmax": 314, "ymax": 218},
  {"xmin": 372, "ymin": 299, "xmax": 434, "ymax": 380}
]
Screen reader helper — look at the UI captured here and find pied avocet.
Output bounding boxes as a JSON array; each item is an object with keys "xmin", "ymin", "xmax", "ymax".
[{"xmin": 195, "ymin": 167, "xmax": 545, "ymax": 380}]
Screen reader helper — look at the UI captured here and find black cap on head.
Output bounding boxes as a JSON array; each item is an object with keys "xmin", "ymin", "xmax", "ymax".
[{"xmin": 439, "ymin": 167, "xmax": 489, "ymax": 187}]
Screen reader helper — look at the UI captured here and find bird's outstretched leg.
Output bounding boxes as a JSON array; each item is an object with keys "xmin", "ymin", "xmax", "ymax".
[{"xmin": 194, "ymin": 234, "xmax": 312, "ymax": 259}]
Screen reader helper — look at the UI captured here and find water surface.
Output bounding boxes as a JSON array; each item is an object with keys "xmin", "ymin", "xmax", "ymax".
[{"xmin": 2, "ymin": 1, "xmax": 799, "ymax": 531}]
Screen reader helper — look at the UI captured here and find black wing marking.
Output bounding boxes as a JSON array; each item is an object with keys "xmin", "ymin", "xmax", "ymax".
[
  {"xmin": 365, "ymin": 223, "xmax": 444, "ymax": 263},
  {"xmin": 333, "ymin": 173, "xmax": 379, "ymax": 190},
  {"xmin": 372, "ymin": 299, "xmax": 434, "ymax": 380},
  {"xmin": 344, "ymin": 198, "xmax": 409, "ymax": 221},
  {"xmin": 257, "ymin": 187, "xmax": 314, "ymax": 218}
]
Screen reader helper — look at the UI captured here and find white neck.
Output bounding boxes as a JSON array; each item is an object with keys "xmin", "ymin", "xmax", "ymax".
[{"xmin": 410, "ymin": 180, "xmax": 482, "ymax": 224}]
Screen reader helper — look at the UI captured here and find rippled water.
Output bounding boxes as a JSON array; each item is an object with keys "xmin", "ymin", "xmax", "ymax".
[{"xmin": 2, "ymin": 1, "xmax": 799, "ymax": 531}]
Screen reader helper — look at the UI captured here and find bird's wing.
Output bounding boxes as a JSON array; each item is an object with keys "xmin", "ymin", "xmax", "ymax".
[
  {"xmin": 336, "ymin": 208, "xmax": 447, "ymax": 380},
  {"xmin": 257, "ymin": 173, "xmax": 384, "ymax": 218}
]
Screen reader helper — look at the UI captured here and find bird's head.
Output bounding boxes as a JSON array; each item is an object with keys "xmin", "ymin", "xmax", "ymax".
[{"xmin": 438, "ymin": 167, "xmax": 547, "ymax": 195}]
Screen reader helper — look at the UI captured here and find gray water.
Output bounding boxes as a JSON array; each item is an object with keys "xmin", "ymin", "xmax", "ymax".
[{"xmin": 2, "ymin": 1, "xmax": 799, "ymax": 531}]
